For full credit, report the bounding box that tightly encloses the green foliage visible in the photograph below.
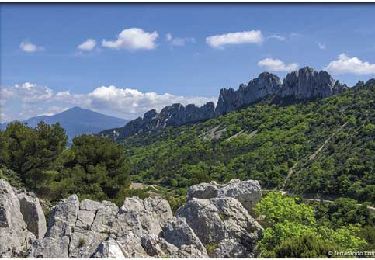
[273,234,334,257]
[256,193,367,257]
[1,121,67,193]
[358,226,375,251]
[313,198,374,228]
[206,243,219,255]
[255,192,315,226]
[1,123,130,203]
[0,166,23,188]
[166,194,186,213]
[121,82,375,204]
[77,238,86,248]
[55,135,131,201]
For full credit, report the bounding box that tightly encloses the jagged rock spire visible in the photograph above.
[101,67,347,140]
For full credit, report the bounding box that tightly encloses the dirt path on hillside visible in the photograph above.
[281,122,348,190]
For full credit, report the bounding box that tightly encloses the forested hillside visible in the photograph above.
[122,80,375,204]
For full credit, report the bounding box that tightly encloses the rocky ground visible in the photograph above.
[0,179,262,258]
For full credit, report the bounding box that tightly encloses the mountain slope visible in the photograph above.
[121,80,375,204]
[101,67,347,140]
[2,107,127,140]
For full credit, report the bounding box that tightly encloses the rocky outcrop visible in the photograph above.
[103,102,216,140]
[280,67,347,100]
[216,67,347,115]
[177,197,262,257]
[187,181,219,200]
[179,179,263,257]
[17,192,47,239]
[101,67,347,140]
[188,179,262,211]
[1,178,263,258]
[0,180,45,257]
[29,194,209,258]
[216,72,282,115]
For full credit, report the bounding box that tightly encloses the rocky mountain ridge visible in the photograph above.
[101,67,347,140]
[0,178,262,258]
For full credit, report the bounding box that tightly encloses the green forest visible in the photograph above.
[122,81,375,204]
[0,80,374,257]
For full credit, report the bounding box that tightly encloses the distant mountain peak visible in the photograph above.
[1,107,127,140]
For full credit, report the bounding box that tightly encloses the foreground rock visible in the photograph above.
[177,197,262,257]
[17,192,47,239]
[30,195,208,258]
[0,178,263,258]
[0,180,45,257]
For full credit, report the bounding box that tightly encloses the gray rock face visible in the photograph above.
[162,217,207,254]
[187,181,219,200]
[280,67,347,100]
[92,238,125,258]
[30,194,206,258]
[217,179,262,211]
[32,194,79,257]
[216,72,282,115]
[216,67,347,115]
[1,178,262,258]
[188,179,262,212]
[18,193,47,239]
[176,197,262,257]
[0,180,42,257]
[102,102,216,140]
[101,67,346,141]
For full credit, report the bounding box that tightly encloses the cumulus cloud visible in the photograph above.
[1,83,215,122]
[19,41,43,53]
[325,54,375,75]
[258,58,299,72]
[165,33,195,47]
[102,28,158,50]
[6,82,54,103]
[206,30,263,48]
[77,39,96,51]
[88,86,213,116]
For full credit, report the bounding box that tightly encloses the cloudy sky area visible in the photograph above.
[1,4,375,122]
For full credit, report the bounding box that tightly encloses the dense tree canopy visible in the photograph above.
[122,82,375,204]
[55,135,130,201]
[255,192,367,257]
[1,121,67,192]
[0,123,130,202]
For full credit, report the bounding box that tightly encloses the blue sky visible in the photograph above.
[1,4,375,122]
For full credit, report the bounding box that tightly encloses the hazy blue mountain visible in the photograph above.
[1,107,127,140]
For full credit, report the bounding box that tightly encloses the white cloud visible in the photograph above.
[165,33,195,47]
[268,34,286,41]
[1,83,215,122]
[102,28,158,50]
[10,82,54,102]
[258,58,298,72]
[325,53,375,75]
[77,39,96,51]
[19,41,43,53]
[88,86,214,116]
[318,42,326,50]
[206,30,263,48]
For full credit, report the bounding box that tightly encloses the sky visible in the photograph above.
[1,4,375,122]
